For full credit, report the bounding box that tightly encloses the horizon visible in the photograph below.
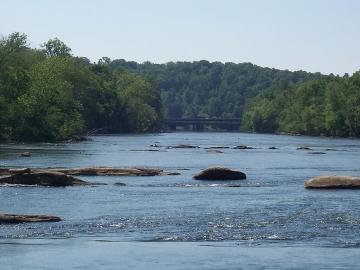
[1,0,360,75]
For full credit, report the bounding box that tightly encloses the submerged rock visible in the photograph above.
[166,172,181,176]
[0,170,89,187]
[206,149,223,154]
[18,152,31,157]
[130,149,160,152]
[194,167,246,180]
[150,144,161,148]
[233,145,254,150]
[308,151,326,155]
[305,176,360,189]
[297,146,312,150]
[114,182,126,186]
[167,144,200,149]
[205,146,230,149]
[8,168,31,174]
[0,213,61,224]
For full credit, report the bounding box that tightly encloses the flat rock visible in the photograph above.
[297,146,312,150]
[18,152,31,157]
[194,167,246,180]
[205,146,230,149]
[114,182,126,186]
[206,149,223,154]
[305,176,360,189]
[166,172,181,175]
[8,168,31,175]
[233,145,254,150]
[308,151,326,155]
[166,144,200,149]
[0,170,89,187]
[0,213,61,224]
[47,167,164,176]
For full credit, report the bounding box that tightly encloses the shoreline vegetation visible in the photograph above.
[0,33,163,143]
[1,32,359,143]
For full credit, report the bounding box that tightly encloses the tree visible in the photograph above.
[42,38,71,57]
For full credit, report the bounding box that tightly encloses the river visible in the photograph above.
[1,132,359,269]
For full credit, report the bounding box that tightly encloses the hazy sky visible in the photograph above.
[1,0,359,75]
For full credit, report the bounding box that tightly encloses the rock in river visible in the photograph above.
[0,213,61,224]
[47,167,164,176]
[0,170,89,187]
[206,149,223,154]
[18,152,31,157]
[194,167,246,180]
[233,145,254,150]
[305,176,360,189]
[167,144,200,149]
[297,146,312,150]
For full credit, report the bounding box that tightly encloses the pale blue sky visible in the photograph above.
[1,0,359,75]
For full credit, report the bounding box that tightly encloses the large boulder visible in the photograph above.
[0,170,88,187]
[194,167,246,180]
[0,213,61,224]
[305,176,360,189]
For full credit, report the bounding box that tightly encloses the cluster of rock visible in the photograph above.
[0,166,172,224]
[2,161,359,225]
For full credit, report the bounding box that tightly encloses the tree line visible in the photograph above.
[0,33,162,142]
[242,74,360,137]
[2,32,358,142]
[109,59,323,120]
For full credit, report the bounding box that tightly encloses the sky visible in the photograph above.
[1,0,359,75]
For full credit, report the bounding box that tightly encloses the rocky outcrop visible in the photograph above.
[0,213,61,224]
[194,167,246,180]
[305,176,360,189]
[0,170,89,186]
[46,167,164,176]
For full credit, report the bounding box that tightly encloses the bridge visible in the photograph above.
[163,118,242,131]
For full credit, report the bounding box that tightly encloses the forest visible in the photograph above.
[0,33,162,142]
[242,74,360,137]
[109,59,323,119]
[1,32,359,142]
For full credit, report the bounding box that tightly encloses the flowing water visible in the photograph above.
[0,132,359,269]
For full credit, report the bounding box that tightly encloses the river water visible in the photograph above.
[0,132,359,269]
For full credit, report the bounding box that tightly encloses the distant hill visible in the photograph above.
[109,59,324,119]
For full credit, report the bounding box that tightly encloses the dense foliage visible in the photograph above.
[1,32,358,141]
[109,59,323,119]
[0,33,162,142]
[242,74,360,137]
